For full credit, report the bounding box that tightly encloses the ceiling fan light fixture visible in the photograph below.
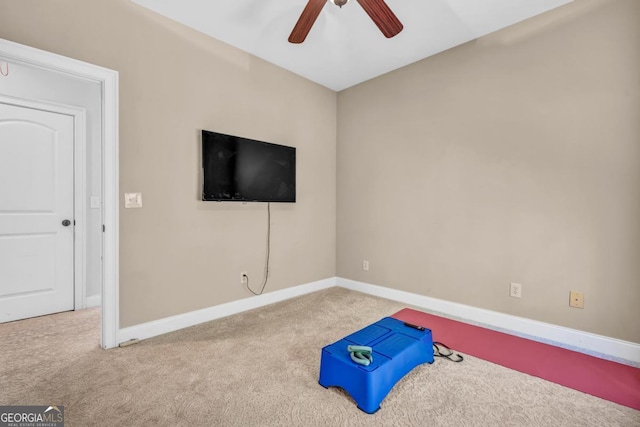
[330,0,349,8]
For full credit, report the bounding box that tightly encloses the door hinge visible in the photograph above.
[102,224,105,232]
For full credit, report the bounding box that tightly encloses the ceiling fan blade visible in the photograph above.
[289,0,327,44]
[356,0,403,38]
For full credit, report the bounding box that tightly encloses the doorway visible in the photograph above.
[0,38,119,349]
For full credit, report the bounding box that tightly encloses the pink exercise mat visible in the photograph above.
[392,308,640,411]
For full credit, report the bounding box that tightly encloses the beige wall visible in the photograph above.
[1,0,638,343]
[0,0,337,327]
[337,0,640,342]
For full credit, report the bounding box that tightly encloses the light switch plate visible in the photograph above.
[90,196,101,209]
[124,192,143,208]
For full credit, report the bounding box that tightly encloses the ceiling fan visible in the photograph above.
[289,0,403,44]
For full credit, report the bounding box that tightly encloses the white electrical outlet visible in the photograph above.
[510,282,522,298]
[363,260,369,271]
[240,271,248,284]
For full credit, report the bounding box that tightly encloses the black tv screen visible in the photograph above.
[202,130,296,202]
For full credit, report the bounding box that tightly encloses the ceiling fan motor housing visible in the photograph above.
[332,0,349,7]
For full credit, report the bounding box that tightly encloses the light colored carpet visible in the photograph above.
[1,287,639,426]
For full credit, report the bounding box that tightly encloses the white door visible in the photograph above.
[0,102,75,322]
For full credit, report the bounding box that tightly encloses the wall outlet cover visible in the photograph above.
[510,282,522,298]
[569,291,584,308]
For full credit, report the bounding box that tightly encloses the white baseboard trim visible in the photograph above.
[337,277,640,366]
[118,277,336,344]
[85,294,101,309]
[115,275,640,366]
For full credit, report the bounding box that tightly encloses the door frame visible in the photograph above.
[0,38,120,349]
[0,95,88,312]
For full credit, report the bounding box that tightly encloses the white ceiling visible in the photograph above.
[131,0,572,92]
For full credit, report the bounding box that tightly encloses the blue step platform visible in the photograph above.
[318,317,434,414]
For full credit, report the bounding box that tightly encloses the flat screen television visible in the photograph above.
[202,130,296,202]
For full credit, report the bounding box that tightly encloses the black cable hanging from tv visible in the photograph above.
[246,202,270,296]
